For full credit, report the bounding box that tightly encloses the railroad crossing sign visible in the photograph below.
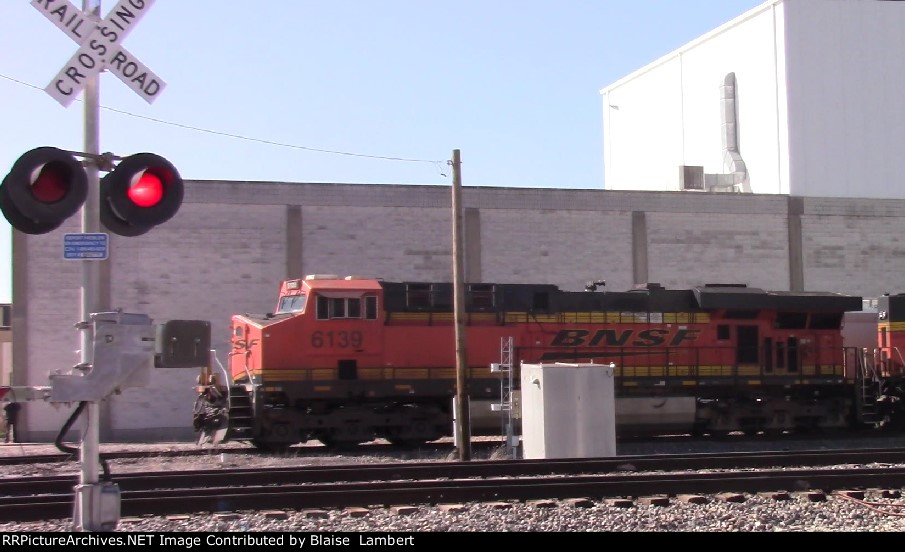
[31,0,166,107]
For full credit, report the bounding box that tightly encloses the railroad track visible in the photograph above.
[0,430,896,466]
[0,447,254,466]
[3,448,905,522]
[0,439,506,466]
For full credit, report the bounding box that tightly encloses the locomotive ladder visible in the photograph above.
[223,385,255,441]
[202,352,255,443]
[856,349,881,424]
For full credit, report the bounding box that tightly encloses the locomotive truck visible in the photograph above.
[192,275,905,450]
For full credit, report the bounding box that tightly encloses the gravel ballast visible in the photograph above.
[2,436,905,532]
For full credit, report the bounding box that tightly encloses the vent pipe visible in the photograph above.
[720,72,750,193]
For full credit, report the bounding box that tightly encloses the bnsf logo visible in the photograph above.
[551,328,701,348]
[232,338,259,350]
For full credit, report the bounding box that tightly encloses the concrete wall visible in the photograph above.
[13,182,905,441]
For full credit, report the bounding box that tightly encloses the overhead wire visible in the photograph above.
[0,72,448,169]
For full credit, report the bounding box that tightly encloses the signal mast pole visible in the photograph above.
[77,0,102,531]
[451,149,471,461]
[14,7,176,530]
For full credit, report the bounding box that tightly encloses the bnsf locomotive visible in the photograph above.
[193,275,905,450]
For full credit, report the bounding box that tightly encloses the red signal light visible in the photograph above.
[0,147,88,234]
[99,153,183,237]
[30,164,69,203]
[0,176,65,235]
[128,172,164,207]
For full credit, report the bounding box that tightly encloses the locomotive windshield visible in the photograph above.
[277,294,307,313]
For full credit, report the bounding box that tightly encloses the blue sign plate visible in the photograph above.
[64,233,109,261]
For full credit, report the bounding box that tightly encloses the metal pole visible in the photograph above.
[451,149,471,461]
[76,0,102,532]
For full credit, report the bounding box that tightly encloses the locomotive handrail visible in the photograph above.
[892,347,905,376]
[867,348,883,381]
[237,350,256,386]
[210,349,231,388]
[855,347,880,382]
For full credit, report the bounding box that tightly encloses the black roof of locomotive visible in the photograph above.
[241,280,862,321]
[380,281,862,314]
[692,285,863,312]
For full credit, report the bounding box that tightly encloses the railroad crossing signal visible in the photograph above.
[24,0,174,534]
[99,152,184,236]
[31,0,167,106]
[14,2,180,235]
[0,147,184,235]
[0,147,87,234]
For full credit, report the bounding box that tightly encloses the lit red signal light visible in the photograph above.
[127,172,165,208]
[99,153,183,236]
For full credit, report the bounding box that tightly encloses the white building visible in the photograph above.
[601,0,905,198]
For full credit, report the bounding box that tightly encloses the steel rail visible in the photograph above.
[1,465,904,523]
[0,439,507,466]
[3,447,905,497]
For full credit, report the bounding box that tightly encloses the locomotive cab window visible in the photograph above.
[365,296,378,319]
[277,294,307,314]
[347,298,361,318]
[330,298,346,318]
[316,294,379,320]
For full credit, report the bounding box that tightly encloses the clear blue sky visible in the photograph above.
[0,0,764,303]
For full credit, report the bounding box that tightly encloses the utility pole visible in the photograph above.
[451,149,471,461]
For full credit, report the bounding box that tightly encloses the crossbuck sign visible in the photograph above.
[31,0,166,107]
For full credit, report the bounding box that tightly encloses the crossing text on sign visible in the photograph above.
[31,0,165,106]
